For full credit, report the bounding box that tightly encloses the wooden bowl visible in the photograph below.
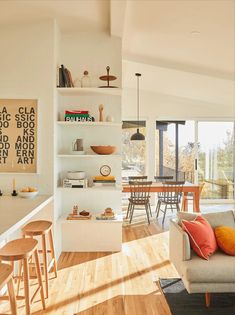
[90,145,116,155]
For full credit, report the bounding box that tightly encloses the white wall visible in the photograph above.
[122,59,235,120]
[0,20,56,194]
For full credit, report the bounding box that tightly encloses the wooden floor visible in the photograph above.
[0,211,177,315]
[1,203,234,314]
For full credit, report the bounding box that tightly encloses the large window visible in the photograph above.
[155,120,235,199]
[122,121,146,180]
[198,122,234,199]
[155,121,195,182]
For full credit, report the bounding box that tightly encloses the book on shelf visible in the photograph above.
[93,180,116,183]
[64,115,94,122]
[93,182,116,187]
[65,110,89,115]
[93,175,115,181]
[58,64,74,87]
[67,214,92,220]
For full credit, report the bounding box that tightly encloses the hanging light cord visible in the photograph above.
[137,74,139,127]
[136,73,141,129]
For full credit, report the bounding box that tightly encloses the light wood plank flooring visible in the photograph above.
[0,218,176,315]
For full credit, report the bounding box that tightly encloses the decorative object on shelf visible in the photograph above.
[0,190,2,196]
[79,210,90,217]
[67,171,86,180]
[11,178,17,196]
[58,64,74,88]
[81,70,91,88]
[19,187,38,198]
[65,110,94,122]
[72,139,85,155]
[67,207,91,220]
[131,73,145,141]
[106,115,114,122]
[99,66,117,88]
[73,205,78,215]
[90,145,116,155]
[100,165,111,177]
[63,178,88,188]
[98,104,104,121]
[96,207,115,220]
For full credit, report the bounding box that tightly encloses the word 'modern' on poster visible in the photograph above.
[0,99,37,173]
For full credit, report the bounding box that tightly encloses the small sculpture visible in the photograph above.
[99,104,104,122]
[99,66,117,88]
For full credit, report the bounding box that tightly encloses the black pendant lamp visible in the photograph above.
[131,73,145,141]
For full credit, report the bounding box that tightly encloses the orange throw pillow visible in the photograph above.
[214,226,235,256]
[182,216,217,260]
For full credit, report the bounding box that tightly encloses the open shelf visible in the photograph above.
[57,121,122,127]
[57,87,122,96]
[57,186,121,191]
[59,213,123,223]
[57,154,121,158]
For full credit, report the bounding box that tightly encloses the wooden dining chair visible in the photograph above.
[128,181,152,224]
[126,176,148,219]
[156,181,184,224]
[181,182,205,211]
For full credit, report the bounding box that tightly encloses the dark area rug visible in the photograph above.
[159,278,235,315]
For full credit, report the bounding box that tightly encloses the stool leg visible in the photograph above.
[42,234,49,299]
[7,277,18,315]
[23,258,31,315]
[34,249,46,310]
[16,260,23,296]
[48,229,57,278]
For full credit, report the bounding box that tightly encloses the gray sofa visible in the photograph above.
[169,210,235,306]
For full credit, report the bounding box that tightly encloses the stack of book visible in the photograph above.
[64,110,94,122]
[93,175,116,187]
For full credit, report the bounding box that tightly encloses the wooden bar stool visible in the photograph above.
[22,220,57,299]
[0,238,45,315]
[0,263,17,315]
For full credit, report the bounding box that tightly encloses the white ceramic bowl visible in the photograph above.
[67,171,86,180]
[19,191,38,199]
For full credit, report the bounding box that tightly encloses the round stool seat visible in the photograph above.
[0,263,13,290]
[0,238,38,261]
[22,220,52,236]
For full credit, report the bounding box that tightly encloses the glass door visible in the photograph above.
[155,121,195,182]
[197,121,234,199]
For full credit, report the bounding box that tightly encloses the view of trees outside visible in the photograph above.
[122,120,234,199]
[122,123,146,179]
[198,122,234,199]
[155,122,195,182]
[155,121,234,199]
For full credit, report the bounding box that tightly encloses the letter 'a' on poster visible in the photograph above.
[0,99,37,173]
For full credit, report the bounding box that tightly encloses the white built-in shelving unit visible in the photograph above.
[55,78,122,252]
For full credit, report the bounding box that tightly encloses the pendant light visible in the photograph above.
[131,73,145,141]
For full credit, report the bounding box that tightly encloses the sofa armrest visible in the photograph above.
[169,219,191,273]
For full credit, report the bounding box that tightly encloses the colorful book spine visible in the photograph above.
[65,110,89,115]
[65,116,93,122]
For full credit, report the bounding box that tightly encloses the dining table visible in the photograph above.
[122,182,201,212]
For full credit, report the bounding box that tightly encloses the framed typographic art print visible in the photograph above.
[0,99,37,173]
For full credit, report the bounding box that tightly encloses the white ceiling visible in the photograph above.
[0,0,109,33]
[0,0,234,104]
[123,0,235,79]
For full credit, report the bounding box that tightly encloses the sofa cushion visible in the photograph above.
[181,251,235,283]
[182,216,217,260]
[215,226,235,256]
[177,210,235,229]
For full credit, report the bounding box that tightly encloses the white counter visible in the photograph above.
[0,195,53,241]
